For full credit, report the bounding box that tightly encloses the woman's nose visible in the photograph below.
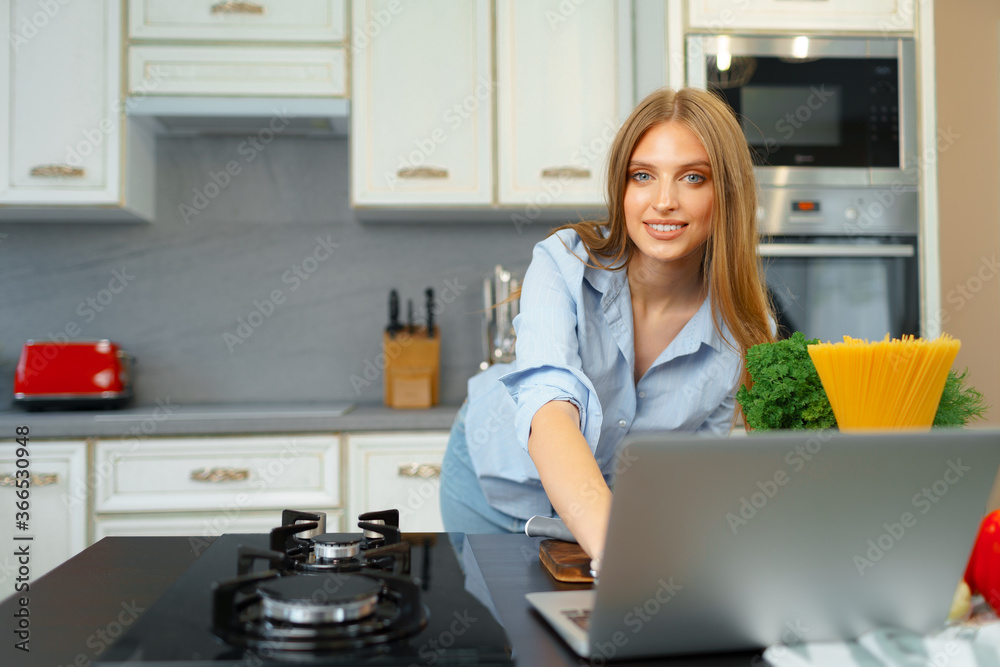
[653,181,677,212]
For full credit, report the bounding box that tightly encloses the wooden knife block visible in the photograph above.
[539,539,594,583]
[383,327,439,409]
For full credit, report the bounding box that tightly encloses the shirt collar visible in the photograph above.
[586,260,733,356]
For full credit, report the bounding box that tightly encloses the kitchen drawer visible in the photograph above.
[128,0,346,42]
[128,45,348,97]
[93,509,344,541]
[348,432,448,532]
[95,435,341,513]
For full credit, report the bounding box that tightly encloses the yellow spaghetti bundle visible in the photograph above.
[807,334,961,431]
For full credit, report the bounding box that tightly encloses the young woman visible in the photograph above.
[440,87,775,563]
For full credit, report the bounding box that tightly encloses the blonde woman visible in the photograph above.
[440,87,775,563]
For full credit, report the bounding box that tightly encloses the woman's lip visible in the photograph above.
[643,221,687,240]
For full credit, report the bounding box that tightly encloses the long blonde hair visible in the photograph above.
[552,87,775,400]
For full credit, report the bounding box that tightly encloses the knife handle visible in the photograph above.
[425,288,435,338]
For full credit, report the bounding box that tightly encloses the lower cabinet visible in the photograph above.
[0,441,87,583]
[93,434,342,541]
[347,432,449,532]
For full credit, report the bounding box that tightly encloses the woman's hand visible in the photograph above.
[527,400,613,560]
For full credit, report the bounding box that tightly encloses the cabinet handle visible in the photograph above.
[210,1,265,14]
[541,166,590,179]
[397,463,441,479]
[30,165,85,178]
[397,166,448,179]
[0,473,58,487]
[190,467,250,483]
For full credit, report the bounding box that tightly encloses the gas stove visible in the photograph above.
[95,510,513,666]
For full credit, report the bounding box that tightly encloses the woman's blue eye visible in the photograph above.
[631,172,651,182]
[684,173,706,184]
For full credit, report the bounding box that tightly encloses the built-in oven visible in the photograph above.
[688,34,921,342]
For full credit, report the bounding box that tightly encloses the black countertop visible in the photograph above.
[0,535,761,667]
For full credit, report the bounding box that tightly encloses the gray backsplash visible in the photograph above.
[0,136,584,408]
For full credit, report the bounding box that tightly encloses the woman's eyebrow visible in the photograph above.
[628,159,712,170]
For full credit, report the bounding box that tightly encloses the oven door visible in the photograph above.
[761,236,919,342]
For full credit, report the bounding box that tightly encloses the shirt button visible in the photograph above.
[618,419,627,428]
[638,391,646,399]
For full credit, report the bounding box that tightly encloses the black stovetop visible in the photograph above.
[95,532,513,666]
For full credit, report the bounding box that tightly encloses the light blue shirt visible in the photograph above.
[465,228,743,519]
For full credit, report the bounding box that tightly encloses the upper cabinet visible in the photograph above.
[496,1,632,206]
[351,0,639,210]
[350,0,492,206]
[688,0,915,33]
[127,0,348,98]
[0,0,155,221]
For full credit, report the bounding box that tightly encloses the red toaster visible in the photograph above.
[14,340,133,410]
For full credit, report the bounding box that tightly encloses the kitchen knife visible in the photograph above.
[525,515,577,543]
[387,290,402,338]
[425,288,435,338]
[407,298,415,334]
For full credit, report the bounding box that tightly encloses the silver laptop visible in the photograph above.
[527,428,1000,661]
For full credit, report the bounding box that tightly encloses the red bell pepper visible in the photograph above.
[964,509,1000,614]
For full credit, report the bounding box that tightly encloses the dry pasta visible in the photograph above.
[807,334,961,430]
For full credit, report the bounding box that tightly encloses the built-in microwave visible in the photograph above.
[686,35,917,189]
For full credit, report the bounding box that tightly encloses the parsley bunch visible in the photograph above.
[737,332,836,430]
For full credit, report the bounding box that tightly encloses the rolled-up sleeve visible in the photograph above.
[497,231,605,453]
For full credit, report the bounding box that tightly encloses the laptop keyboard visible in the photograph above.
[561,608,591,631]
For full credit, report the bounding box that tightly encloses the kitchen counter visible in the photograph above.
[0,402,461,438]
[1,534,761,667]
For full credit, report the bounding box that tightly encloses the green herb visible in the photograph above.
[737,331,836,431]
[933,368,988,427]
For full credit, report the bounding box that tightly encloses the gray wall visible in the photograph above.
[0,136,567,407]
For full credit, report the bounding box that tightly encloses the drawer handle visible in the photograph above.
[397,463,441,479]
[30,164,85,178]
[0,473,58,487]
[397,166,448,179]
[190,467,250,483]
[541,166,590,179]
[210,1,265,15]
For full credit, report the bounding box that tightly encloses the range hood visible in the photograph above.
[126,97,349,137]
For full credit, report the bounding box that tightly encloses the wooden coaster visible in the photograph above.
[539,539,594,583]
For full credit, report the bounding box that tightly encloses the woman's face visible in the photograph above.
[623,121,714,270]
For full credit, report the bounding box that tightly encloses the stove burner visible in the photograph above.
[311,533,365,561]
[212,569,426,653]
[258,574,381,624]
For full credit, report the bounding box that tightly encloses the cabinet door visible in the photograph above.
[496,0,633,206]
[688,0,914,33]
[129,0,346,42]
[348,433,448,533]
[0,441,87,583]
[350,0,492,206]
[0,1,121,204]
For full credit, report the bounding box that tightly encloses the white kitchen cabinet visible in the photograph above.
[0,0,155,221]
[0,441,87,583]
[495,0,633,206]
[350,0,493,207]
[94,435,341,513]
[129,0,346,42]
[128,45,348,98]
[347,432,448,532]
[687,0,914,33]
